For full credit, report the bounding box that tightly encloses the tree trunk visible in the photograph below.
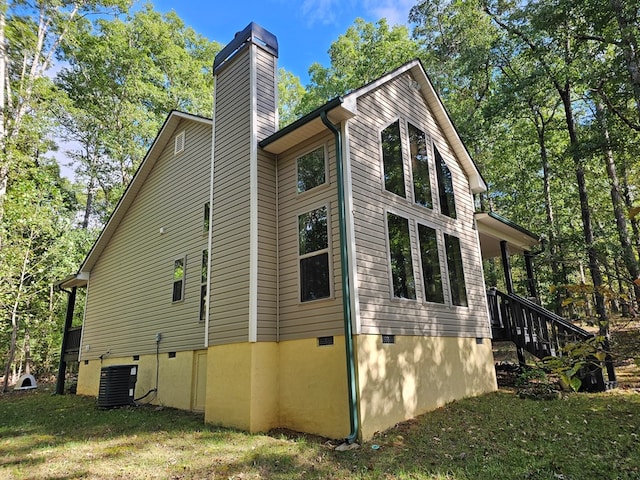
[558,86,609,332]
[0,1,7,249]
[2,244,30,392]
[596,100,640,307]
[609,0,640,126]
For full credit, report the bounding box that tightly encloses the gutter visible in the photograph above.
[320,110,359,444]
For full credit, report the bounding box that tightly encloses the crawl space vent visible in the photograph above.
[317,336,334,346]
[382,334,395,344]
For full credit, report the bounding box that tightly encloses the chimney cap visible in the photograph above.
[214,22,278,73]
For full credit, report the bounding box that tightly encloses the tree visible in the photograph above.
[56,5,220,226]
[297,18,419,116]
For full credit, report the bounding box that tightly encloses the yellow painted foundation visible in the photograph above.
[355,335,497,440]
[76,350,205,411]
[204,338,349,438]
[76,335,496,442]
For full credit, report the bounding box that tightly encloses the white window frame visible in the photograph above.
[383,208,418,301]
[172,255,186,303]
[407,122,435,210]
[199,249,208,321]
[297,203,333,303]
[415,220,447,305]
[378,118,408,200]
[296,143,328,194]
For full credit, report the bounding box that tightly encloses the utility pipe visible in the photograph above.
[321,109,359,444]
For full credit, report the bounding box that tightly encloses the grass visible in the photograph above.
[2,383,640,479]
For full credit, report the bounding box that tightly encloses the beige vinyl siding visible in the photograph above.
[254,47,277,142]
[277,133,345,341]
[210,48,252,345]
[255,47,278,340]
[257,148,278,340]
[348,72,490,338]
[81,120,212,359]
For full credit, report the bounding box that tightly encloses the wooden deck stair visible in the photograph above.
[487,288,615,391]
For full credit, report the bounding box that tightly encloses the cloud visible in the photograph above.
[301,0,344,25]
[362,0,415,26]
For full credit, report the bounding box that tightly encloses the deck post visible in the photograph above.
[500,240,514,294]
[524,250,539,301]
[55,286,77,395]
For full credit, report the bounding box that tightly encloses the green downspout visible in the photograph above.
[321,110,359,444]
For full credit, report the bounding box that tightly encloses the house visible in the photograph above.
[58,22,535,441]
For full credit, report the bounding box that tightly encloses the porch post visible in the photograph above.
[524,250,539,301]
[500,240,514,294]
[55,286,76,395]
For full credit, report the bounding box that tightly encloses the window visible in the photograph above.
[203,202,210,233]
[386,212,416,299]
[444,234,467,306]
[381,121,406,197]
[199,249,208,322]
[298,206,330,301]
[297,146,326,193]
[435,145,456,218]
[174,131,185,155]
[172,257,185,302]
[418,224,444,303]
[409,123,432,208]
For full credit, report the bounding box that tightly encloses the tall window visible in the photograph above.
[381,121,406,197]
[172,257,185,302]
[386,213,416,299]
[298,206,330,302]
[203,202,210,233]
[409,123,432,208]
[418,224,444,303]
[444,234,467,306]
[297,146,326,193]
[435,145,456,219]
[199,250,208,322]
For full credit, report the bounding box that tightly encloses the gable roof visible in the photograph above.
[65,111,212,286]
[261,59,487,194]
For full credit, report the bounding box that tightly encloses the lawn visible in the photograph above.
[1,381,639,480]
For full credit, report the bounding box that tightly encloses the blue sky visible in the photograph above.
[147,0,417,85]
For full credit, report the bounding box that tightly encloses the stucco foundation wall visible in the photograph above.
[356,335,497,440]
[278,337,350,439]
[75,351,196,411]
[204,338,349,439]
[205,342,279,433]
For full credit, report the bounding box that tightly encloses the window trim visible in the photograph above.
[434,143,457,219]
[297,203,333,303]
[415,220,445,305]
[408,122,434,210]
[296,143,329,195]
[199,249,208,322]
[384,209,417,301]
[444,232,468,307]
[172,255,186,303]
[379,118,408,199]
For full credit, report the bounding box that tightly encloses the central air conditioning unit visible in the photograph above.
[97,365,138,408]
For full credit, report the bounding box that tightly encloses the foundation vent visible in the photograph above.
[318,336,334,346]
[382,334,395,344]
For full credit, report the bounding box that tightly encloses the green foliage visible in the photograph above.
[542,336,609,391]
[297,18,419,116]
